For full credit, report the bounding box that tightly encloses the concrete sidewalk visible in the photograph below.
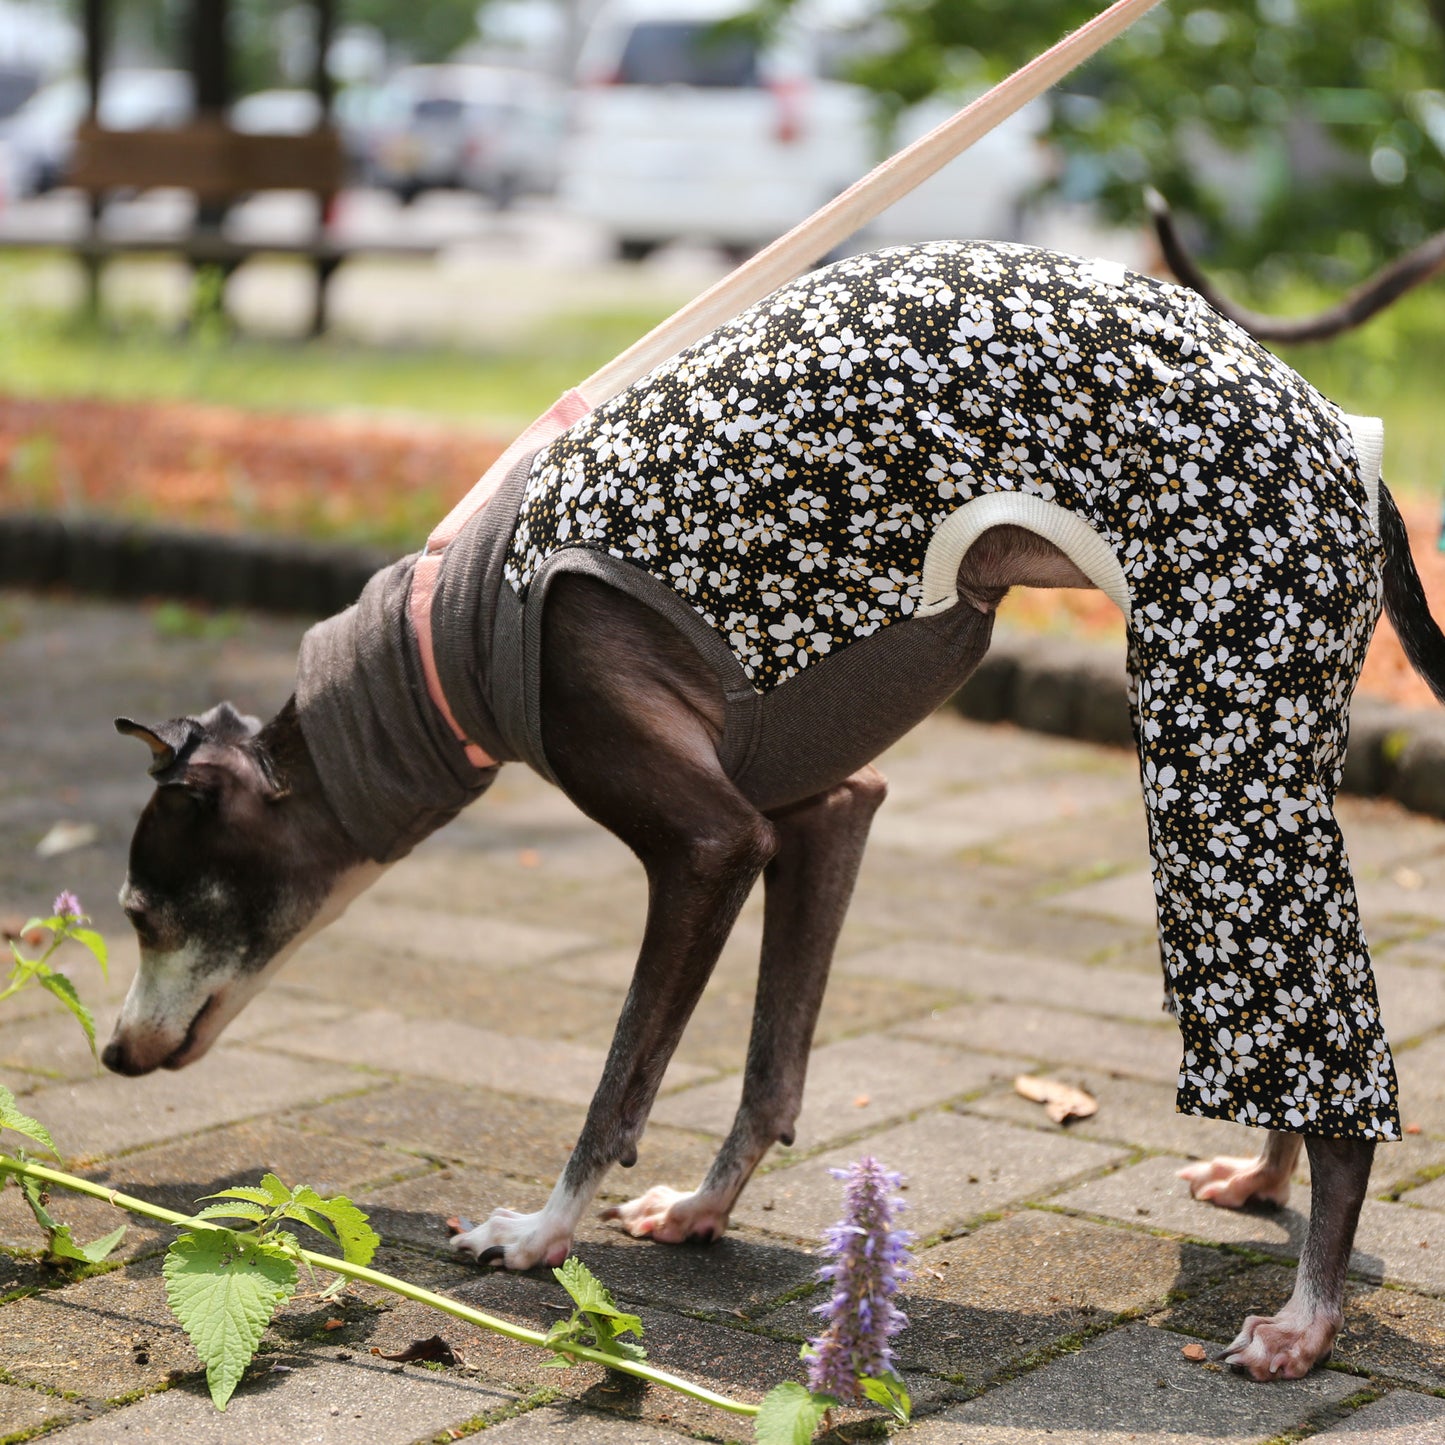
[2,589,1443,1443]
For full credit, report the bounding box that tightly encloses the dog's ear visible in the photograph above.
[194,702,263,744]
[115,717,206,779]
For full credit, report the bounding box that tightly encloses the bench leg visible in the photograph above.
[310,256,341,339]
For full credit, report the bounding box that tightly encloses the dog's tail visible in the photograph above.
[1380,481,1445,706]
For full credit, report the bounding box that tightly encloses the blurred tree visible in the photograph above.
[111,0,484,85]
[827,0,1445,287]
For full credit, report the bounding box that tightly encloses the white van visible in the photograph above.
[559,0,1049,258]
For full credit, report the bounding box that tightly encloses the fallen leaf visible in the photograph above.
[1181,1343,1207,1362]
[35,821,99,858]
[374,1335,461,1366]
[323,1319,346,1332]
[1014,1074,1098,1124]
[1406,1123,1422,1135]
[517,849,541,868]
[852,1094,871,1108]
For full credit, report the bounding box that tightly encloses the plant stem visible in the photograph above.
[1,1154,759,1418]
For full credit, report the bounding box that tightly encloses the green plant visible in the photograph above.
[0,899,910,1435]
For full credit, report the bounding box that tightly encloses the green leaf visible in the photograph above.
[39,972,97,1057]
[200,1182,286,1209]
[46,1221,127,1266]
[256,1173,295,1207]
[552,1256,644,1340]
[860,1372,912,1423]
[284,1188,380,1267]
[0,1083,58,1156]
[163,1228,297,1410]
[67,929,109,976]
[192,1201,270,1226]
[551,1256,646,1361]
[754,1382,833,1445]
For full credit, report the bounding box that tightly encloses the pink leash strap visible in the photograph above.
[410,388,593,770]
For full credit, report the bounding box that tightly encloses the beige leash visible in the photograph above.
[582,0,1165,402]
[411,0,1164,765]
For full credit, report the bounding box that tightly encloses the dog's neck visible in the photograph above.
[294,554,499,863]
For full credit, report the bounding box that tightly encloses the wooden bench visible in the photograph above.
[0,120,439,335]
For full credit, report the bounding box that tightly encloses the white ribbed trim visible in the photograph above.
[917,492,1131,623]
[1341,412,1384,532]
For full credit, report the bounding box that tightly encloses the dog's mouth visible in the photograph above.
[160,992,221,1070]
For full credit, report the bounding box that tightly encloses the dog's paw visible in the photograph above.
[599,1185,730,1245]
[446,1209,573,1270]
[1178,1155,1293,1210]
[1222,1304,1340,1381]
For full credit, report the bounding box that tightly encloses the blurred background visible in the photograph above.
[1,0,1444,667]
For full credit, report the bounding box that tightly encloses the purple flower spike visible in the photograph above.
[805,1156,913,1404]
[52,891,83,922]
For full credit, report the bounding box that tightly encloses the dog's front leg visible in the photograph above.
[1221,1135,1373,1379]
[450,801,777,1268]
[1178,1129,1301,1209]
[603,766,888,1244]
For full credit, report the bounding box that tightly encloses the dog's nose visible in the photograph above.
[101,1037,141,1075]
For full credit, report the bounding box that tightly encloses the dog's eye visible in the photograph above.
[123,904,156,945]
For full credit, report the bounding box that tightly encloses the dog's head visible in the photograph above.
[105,702,374,1075]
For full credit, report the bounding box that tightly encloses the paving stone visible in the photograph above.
[206,988,351,1044]
[293,1079,592,1178]
[273,1008,709,1106]
[1059,1154,1445,1291]
[902,1321,1362,1444]
[732,1110,1127,1242]
[869,773,1137,854]
[567,966,950,1076]
[1309,1390,1445,1442]
[768,1209,1238,1385]
[0,1009,112,1083]
[1161,1262,1445,1391]
[964,1069,1264,1160]
[481,1406,708,1442]
[353,1139,756,1278]
[1395,1030,1445,1135]
[651,1036,1031,1148]
[322,894,596,972]
[1373,956,1445,1044]
[2,1255,201,1399]
[1402,1173,1445,1209]
[0,1114,420,1259]
[0,1380,78,1436]
[833,940,1167,1022]
[41,1356,514,1443]
[1048,867,1159,929]
[14,1048,366,1164]
[895,1000,1182,1082]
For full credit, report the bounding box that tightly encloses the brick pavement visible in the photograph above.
[1,589,1443,1443]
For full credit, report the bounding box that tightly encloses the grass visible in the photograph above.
[0,255,675,430]
[0,250,1442,488]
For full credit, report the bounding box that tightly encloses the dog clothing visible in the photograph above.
[300,240,1397,1141]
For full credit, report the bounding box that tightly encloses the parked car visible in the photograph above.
[367,64,564,205]
[558,0,1049,258]
[0,68,192,198]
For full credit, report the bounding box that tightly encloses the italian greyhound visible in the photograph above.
[103,241,1442,1383]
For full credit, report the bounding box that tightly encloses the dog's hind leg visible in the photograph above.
[1221,1135,1373,1379]
[1178,1129,1301,1209]
[603,765,888,1244]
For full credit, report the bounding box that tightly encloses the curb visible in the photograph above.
[0,512,391,619]
[954,631,1445,822]
[8,511,1445,822]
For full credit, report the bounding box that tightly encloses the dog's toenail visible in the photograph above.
[478,1246,507,1267]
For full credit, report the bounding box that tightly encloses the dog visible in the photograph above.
[104,241,1441,1383]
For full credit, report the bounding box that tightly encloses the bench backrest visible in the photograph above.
[70,119,344,200]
